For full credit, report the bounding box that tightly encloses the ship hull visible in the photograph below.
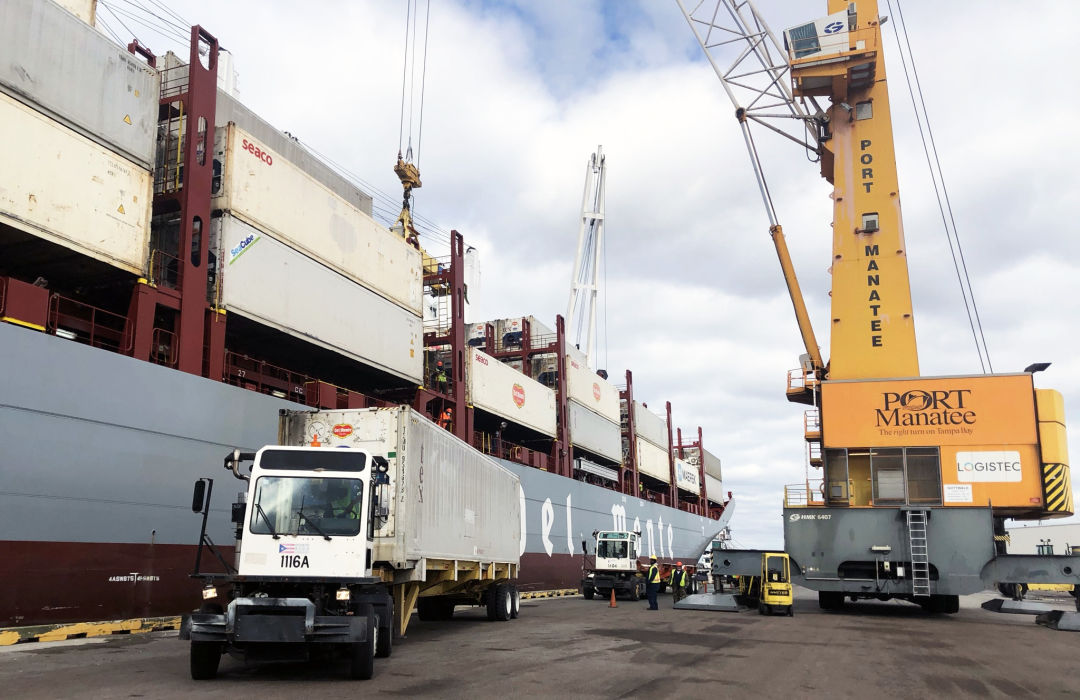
[0,323,728,626]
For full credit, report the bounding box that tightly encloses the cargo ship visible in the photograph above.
[0,0,731,627]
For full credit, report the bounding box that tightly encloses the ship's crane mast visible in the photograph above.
[566,146,607,369]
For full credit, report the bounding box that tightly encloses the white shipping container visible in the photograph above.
[215,215,422,384]
[214,124,422,315]
[565,355,620,423]
[0,92,151,274]
[636,438,671,484]
[704,473,725,504]
[674,457,701,495]
[467,348,557,437]
[702,447,722,480]
[1,0,159,168]
[278,406,521,568]
[633,401,669,451]
[568,400,621,463]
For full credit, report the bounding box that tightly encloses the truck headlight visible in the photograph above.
[202,585,218,600]
[336,587,351,602]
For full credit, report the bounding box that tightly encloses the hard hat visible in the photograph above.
[677,561,683,567]
[446,407,453,414]
[437,361,443,367]
[650,555,657,560]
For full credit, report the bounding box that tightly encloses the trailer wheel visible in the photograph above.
[487,584,512,621]
[349,605,376,680]
[189,641,222,680]
[510,587,520,619]
[583,586,595,600]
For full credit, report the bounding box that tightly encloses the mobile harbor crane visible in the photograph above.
[678,0,1075,613]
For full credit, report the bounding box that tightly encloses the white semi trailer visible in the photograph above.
[180,406,521,680]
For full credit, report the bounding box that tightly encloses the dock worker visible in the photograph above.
[437,406,453,431]
[434,361,448,393]
[645,555,661,610]
[669,562,689,605]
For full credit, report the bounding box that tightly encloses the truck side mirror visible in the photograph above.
[191,480,207,513]
[581,540,588,555]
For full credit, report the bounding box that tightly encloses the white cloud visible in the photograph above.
[145,0,1080,544]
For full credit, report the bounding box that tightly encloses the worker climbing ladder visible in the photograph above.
[907,511,930,598]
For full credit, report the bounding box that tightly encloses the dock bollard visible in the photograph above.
[609,589,617,608]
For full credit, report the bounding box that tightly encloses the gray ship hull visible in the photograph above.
[0,322,728,626]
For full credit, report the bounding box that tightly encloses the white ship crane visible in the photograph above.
[565,146,607,370]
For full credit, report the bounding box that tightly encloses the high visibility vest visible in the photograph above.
[669,570,687,587]
[647,564,660,583]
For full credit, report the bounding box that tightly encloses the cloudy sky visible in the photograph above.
[100,0,1080,546]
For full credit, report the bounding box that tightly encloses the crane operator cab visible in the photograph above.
[759,552,794,617]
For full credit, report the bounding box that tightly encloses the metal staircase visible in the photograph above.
[906,511,930,598]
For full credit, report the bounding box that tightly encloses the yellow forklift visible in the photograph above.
[738,552,794,616]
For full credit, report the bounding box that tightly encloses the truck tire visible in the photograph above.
[349,605,376,680]
[629,584,640,602]
[488,584,512,622]
[190,641,222,680]
[583,586,595,600]
[375,610,392,659]
[510,587,520,619]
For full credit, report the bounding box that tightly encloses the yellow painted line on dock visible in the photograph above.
[520,588,579,600]
[0,616,181,646]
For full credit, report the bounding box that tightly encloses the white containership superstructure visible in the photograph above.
[0,0,731,627]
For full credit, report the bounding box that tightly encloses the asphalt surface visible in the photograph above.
[2,588,1077,699]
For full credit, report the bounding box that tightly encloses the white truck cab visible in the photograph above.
[239,446,376,579]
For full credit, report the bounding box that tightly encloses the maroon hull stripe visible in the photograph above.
[0,542,595,627]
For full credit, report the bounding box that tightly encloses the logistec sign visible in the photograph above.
[956,451,1022,483]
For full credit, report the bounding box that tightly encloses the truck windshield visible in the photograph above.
[250,476,364,537]
[597,540,628,559]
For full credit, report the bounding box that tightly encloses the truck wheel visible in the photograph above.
[510,587,520,619]
[349,606,376,680]
[190,641,222,680]
[659,583,668,594]
[787,605,794,617]
[375,610,392,659]
[583,586,595,600]
[489,584,512,622]
[629,584,640,602]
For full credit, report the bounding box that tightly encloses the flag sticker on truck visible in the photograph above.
[279,543,310,554]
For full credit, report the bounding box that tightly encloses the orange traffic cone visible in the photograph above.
[609,589,617,608]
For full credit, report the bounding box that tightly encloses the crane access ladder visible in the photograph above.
[906,511,931,598]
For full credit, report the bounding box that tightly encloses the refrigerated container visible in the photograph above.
[705,473,724,504]
[1,0,159,168]
[0,92,152,275]
[467,348,557,437]
[568,400,621,463]
[278,406,522,567]
[633,401,669,451]
[214,214,422,384]
[674,457,701,495]
[636,438,671,484]
[565,355,620,423]
[212,124,422,315]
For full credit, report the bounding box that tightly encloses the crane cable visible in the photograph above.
[398,0,431,168]
[886,0,992,373]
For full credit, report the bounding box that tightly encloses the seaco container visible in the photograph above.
[212,123,422,316]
